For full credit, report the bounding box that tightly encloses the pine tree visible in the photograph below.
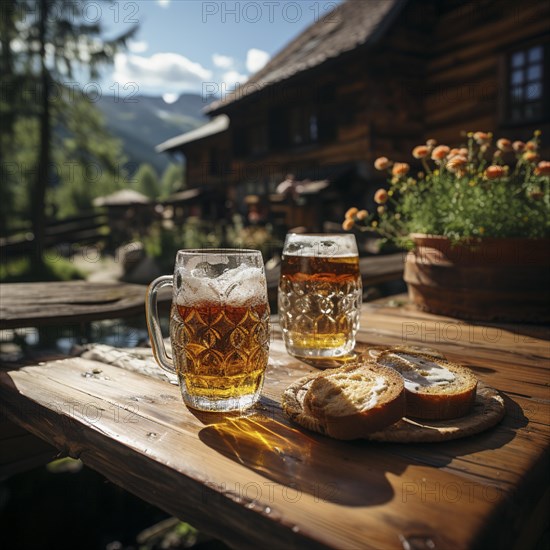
[4,0,137,271]
[160,163,185,198]
[134,163,160,199]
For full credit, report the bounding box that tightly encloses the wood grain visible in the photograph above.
[0,281,152,329]
[0,297,549,549]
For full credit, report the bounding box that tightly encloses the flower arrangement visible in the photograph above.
[343,131,550,247]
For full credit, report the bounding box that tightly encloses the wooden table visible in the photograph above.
[1,297,549,549]
[0,281,149,329]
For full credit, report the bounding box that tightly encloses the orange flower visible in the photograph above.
[525,141,538,151]
[431,145,450,160]
[459,147,468,157]
[473,131,491,144]
[534,161,550,176]
[345,207,358,219]
[446,155,468,173]
[392,162,410,176]
[523,151,540,163]
[412,145,429,159]
[485,165,505,179]
[356,209,368,220]
[448,148,461,158]
[374,157,391,170]
[342,218,355,231]
[496,138,512,152]
[374,188,388,204]
[512,140,526,152]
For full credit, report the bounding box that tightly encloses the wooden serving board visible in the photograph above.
[282,376,505,443]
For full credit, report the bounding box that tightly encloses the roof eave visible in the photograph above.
[206,0,409,116]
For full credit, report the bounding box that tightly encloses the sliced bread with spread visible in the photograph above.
[283,362,405,440]
[374,349,477,420]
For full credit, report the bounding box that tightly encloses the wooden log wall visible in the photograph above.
[424,0,550,146]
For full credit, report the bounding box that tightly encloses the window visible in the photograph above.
[289,104,318,145]
[267,86,339,150]
[506,44,546,123]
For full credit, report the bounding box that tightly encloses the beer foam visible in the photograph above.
[284,235,358,257]
[176,265,267,307]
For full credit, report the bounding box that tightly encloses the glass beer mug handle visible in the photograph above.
[146,275,175,374]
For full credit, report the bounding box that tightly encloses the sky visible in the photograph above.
[96,0,343,103]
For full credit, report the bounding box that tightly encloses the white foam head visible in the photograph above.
[283,234,358,257]
[176,265,267,307]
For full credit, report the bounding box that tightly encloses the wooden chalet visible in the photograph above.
[158,0,550,232]
[156,115,231,223]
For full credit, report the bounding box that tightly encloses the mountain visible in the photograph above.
[95,93,209,176]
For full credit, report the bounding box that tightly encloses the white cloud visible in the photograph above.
[223,70,248,89]
[246,48,270,73]
[128,40,148,54]
[212,53,234,69]
[112,52,213,94]
[157,0,170,7]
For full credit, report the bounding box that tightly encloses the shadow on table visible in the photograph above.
[380,392,528,467]
[196,397,406,507]
[196,390,527,508]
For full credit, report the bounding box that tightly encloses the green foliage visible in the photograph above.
[346,131,550,246]
[2,92,128,222]
[143,219,223,272]
[0,0,137,238]
[160,163,185,198]
[0,252,85,282]
[53,91,128,216]
[225,214,282,259]
[134,163,160,199]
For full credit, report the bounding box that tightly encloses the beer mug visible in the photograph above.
[146,249,270,412]
[278,234,362,360]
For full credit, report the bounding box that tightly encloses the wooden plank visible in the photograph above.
[0,281,157,329]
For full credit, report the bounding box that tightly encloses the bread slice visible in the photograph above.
[375,350,477,420]
[302,362,405,440]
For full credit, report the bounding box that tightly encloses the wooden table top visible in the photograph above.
[0,281,149,329]
[1,297,549,549]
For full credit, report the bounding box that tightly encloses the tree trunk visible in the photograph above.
[32,0,50,273]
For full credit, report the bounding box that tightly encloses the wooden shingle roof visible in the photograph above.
[207,0,404,114]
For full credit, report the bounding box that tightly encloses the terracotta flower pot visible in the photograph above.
[403,234,550,323]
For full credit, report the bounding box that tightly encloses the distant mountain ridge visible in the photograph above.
[95,93,210,176]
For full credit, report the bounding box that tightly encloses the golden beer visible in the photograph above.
[278,234,362,359]
[146,249,270,412]
[170,301,270,401]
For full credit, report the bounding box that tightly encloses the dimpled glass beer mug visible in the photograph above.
[146,249,270,412]
[278,234,362,360]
